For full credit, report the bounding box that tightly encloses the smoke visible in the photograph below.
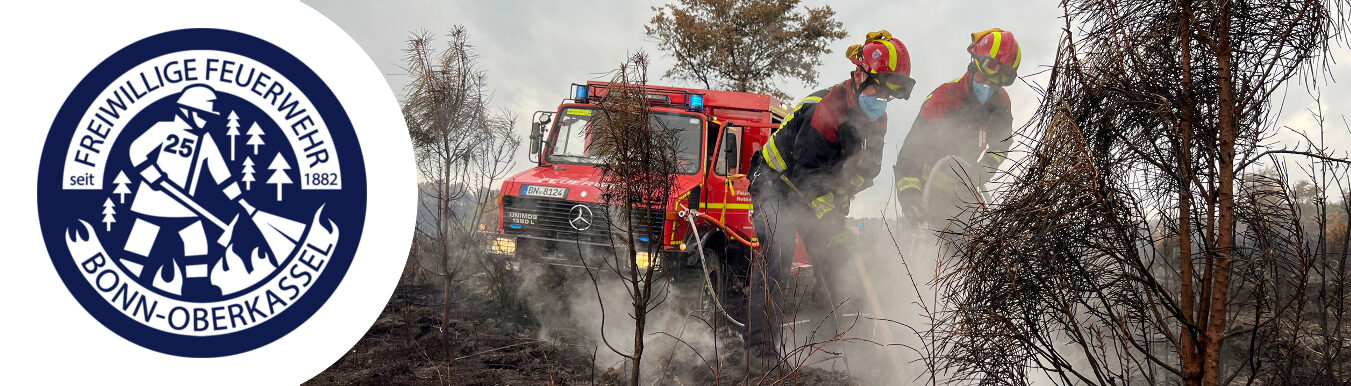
[810,214,945,385]
[515,252,727,384]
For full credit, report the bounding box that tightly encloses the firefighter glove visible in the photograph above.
[810,192,837,219]
[810,189,851,219]
[140,164,164,189]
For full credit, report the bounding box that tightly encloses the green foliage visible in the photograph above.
[646,0,846,99]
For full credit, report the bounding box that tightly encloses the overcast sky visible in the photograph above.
[306,0,1351,213]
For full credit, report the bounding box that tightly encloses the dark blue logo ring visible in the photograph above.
[38,29,367,357]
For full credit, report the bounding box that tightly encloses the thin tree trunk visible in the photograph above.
[1176,4,1202,385]
[1204,4,1237,384]
[628,212,644,386]
[441,159,453,334]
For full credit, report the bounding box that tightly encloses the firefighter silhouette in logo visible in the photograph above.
[121,84,302,298]
[40,30,364,356]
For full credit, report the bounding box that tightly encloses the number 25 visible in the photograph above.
[164,134,195,157]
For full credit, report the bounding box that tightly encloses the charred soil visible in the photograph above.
[310,266,855,385]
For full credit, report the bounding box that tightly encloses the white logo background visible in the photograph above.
[0,1,413,384]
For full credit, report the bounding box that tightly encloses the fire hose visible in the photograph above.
[678,205,746,328]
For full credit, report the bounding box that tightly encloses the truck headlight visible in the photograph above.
[635,251,656,270]
[491,237,516,255]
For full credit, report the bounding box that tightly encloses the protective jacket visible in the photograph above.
[893,72,1012,198]
[754,78,888,217]
[129,115,232,218]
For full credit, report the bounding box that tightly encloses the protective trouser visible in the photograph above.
[745,165,850,354]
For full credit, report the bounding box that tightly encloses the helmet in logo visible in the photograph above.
[177,84,220,117]
[568,204,593,231]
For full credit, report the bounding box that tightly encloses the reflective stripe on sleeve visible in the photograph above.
[762,95,823,172]
[896,176,921,193]
[762,134,788,172]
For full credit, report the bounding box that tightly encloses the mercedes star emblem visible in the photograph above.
[569,204,594,231]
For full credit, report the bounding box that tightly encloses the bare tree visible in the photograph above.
[575,52,682,386]
[923,1,1351,385]
[402,26,520,336]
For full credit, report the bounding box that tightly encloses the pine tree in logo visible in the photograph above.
[246,122,265,155]
[112,171,132,204]
[267,154,292,201]
[225,111,241,161]
[241,156,257,191]
[101,197,116,232]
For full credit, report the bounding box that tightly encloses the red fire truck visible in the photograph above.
[489,81,797,318]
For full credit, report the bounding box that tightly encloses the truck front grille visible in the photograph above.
[501,196,666,246]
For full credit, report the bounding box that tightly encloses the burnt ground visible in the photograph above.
[308,266,856,385]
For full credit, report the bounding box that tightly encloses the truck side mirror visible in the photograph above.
[529,121,544,154]
[721,125,742,175]
[529,111,552,163]
[723,135,739,173]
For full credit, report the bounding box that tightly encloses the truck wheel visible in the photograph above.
[515,259,572,320]
[703,244,748,327]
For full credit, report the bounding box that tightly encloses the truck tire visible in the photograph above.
[702,243,749,327]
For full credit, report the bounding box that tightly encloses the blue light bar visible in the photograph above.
[639,237,650,242]
[508,224,523,229]
[573,85,588,100]
[688,94,705,112]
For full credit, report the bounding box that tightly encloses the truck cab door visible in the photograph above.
[706,123,752,234]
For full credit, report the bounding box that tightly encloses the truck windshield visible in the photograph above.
[548,107,703,174]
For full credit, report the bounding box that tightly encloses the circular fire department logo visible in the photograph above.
[36,29,367,357]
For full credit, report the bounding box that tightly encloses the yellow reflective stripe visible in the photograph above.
[1013,43,1022,69]
[699,203,754,210]
[850,175,866,188]
[779,96,820,127]
[810,193,836,218]
[772,94,820,133]
[989,31,1002,59]
[779,175,803,195]
[810,193,834,208]
[897,177,921,192]
[762,135,788,171]
[878,39,898,72]
[764,95,824,171]
[988,152,1007,163]
[762,95,822,176]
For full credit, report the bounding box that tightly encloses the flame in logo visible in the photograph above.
[211,246,277,296]
[152,258,182,296]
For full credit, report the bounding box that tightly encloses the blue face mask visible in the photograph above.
[971,81,994,104]
[858,94,887,121]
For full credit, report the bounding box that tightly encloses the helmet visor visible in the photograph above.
[872,72,915,100]
[975,57,1017,87]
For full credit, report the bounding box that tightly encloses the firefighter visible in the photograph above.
[124,84,249,293]
[744,30,914,364]
[893,28,1021,225]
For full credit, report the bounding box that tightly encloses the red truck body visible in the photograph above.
[491,81,809,271]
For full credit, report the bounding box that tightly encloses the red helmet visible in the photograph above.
[968,28,1021,86]
[849,31,915,99]
[854,37,911,76]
